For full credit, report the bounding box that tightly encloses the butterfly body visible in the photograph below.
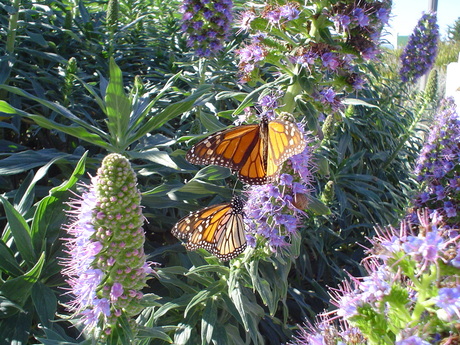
[171,196,246,261]
[186,117,306,184]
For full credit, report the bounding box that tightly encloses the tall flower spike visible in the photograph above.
[412,98,460,226]
[62,153,152,339]
[180,0,233,57]
[399,12,439,83]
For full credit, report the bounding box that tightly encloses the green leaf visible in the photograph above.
[200,112,226,132]
[105,58,132,148]
[184,281,224,317]
[154,294,195,321]
[15,152,70,215]
[30,152,87,252]
[0,84,108,137]
[0,252,45,311]
[0,195,36,265]
[126,85,212,144]
[0,296,23,318]
[137,326,174,343]
[178,180,232,197]
[201,299,217,345]
[249,262,275,314]
[142,182,184,196]
[31,282,57,329]
[127,72,182,136]
[26,30,48,47]
[0,240,23,276]
[187,264,230,276]
[26,114,112,150]
[229,284,249,330]
[128,149,179,170]
[193,166,232,181]
[306,195,331,215]
[0,100,16,114]
[0,301,33,343]
[342,98,381,109]
[0,149,69,176]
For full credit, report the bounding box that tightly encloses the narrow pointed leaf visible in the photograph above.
[0,252,45,308]
[31,152,87,251]
[0,100,16,114]
[0,240,23,276]
[0,84,108,137]
[105,58,132,145]
[0,196,36,265]
[26,114,112,150]
[127,85,211,144]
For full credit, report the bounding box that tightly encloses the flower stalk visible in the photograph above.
[62,153,152,340]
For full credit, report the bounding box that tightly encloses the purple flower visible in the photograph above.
[376,7,390,25]
[400,12,439,83]
[237,9,256,33]
[317,87,342,111]
[444,201,457,217]
[433,287,460,321]
[332,14,351,31]
[236,43,267,81]
[180,0,233,57]
[279,4,300,21]
[396,336,431,345]
[413,98,460,225]
[243,125,314,250]
[264,9,281,25]
[62,154,153,336]
[352,8,370,27]
[321,52,339,70]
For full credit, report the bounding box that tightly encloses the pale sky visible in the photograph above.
[386,0,460,45]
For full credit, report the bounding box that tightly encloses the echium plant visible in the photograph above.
[413,98,460,226]
[62,153,152,340]
[289,209,460,345]
[400,12,439,83]
[235,0,390,112]
[243,93,316,252]
[180,0,233,57]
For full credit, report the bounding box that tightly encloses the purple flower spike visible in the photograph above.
[400,12,439,83]
[180,0,233,57]
[62,154,153,338]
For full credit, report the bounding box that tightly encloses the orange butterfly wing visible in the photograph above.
[186,124,261,171]
[266,119,307,176]
[171,196,246,261]
[186,118,306,185]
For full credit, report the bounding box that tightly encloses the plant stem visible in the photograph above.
[281,70,302,114]
[1,0,20,104]
[6,0,21,54]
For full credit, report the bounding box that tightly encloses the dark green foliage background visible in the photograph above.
[0,0,446,344]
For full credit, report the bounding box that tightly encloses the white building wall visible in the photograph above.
[445,53,460,107]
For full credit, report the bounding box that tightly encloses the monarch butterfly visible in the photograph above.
[171,196,247,261]
[186,116,306,185]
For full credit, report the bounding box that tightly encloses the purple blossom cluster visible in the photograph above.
[316,87,343,112]
[262,2,301,26]
[180,0,233,57]
[329,1,390,61]
[413,98,460,227]
[235,43,267,80]
[287,314,364,345]
[234,0,389,111]
[289,209,460,344]
[400,12,439,83]
[243,120,314,250]
[62,154,153,337]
